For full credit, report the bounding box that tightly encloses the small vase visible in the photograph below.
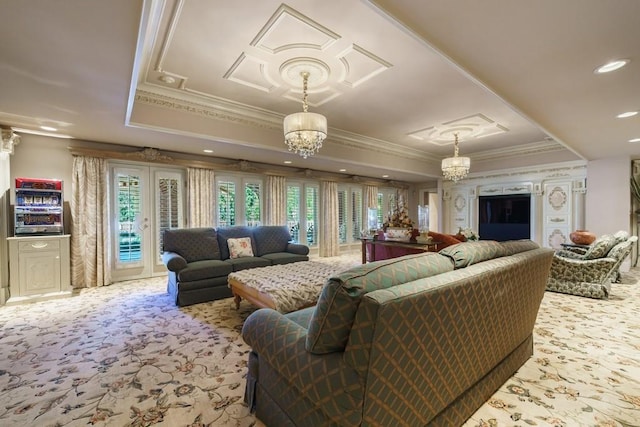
[569,229,596,245]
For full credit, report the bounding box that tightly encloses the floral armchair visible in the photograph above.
[555,230,628,260]
[546,233,637,299]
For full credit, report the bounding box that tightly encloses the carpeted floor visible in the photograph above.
[1,259,639,426]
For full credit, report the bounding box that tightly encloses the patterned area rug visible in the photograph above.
[1,263,639,426]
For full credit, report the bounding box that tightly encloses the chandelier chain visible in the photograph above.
[301,71,309,113]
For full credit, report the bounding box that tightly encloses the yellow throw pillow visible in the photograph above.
[227,237,254,259]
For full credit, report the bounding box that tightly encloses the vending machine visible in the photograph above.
[14,177,64,235]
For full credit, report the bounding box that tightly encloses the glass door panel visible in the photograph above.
[110,164,184,281]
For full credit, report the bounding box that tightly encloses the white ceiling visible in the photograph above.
[1,0,639,183]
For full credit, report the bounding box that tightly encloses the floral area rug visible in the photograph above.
[465,269,640,427]
[1,265,639,426]
[0,276,258,427]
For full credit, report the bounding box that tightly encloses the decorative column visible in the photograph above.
[572,178,587,231]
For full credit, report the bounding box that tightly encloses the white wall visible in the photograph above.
[0,152,10,303]
[9,134,74,205]
[585,156,631,235]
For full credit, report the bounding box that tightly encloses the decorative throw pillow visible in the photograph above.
[227,237,254,259]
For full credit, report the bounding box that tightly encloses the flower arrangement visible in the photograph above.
[458,227,479,241]
[382,204,414,231]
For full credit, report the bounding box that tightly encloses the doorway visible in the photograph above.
[110,162,184,282]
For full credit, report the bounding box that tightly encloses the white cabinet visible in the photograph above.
[7,235,71,304]
[542,182,571,249]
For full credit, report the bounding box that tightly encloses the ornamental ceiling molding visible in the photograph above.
[470,139,567,162]
[134,89,281,131]
[135,88,571,167]
[442,161,587,187]
[133,89,440,164]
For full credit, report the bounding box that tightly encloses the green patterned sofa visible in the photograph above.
[546,232,637,299]
[242,240,554,426]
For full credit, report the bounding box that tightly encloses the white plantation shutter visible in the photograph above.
[338,189,347,244]
[217,180,236,227]
[351,188,362,242]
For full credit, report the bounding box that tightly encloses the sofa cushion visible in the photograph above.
[500,239,540,256]
[163,227,221,262]
[305,252,455,354]
[225,256,271,272]
[439,240,506,268]
[261,252,309,265]
[217,226,256,260]
[177,259,232,282]
[228,237,254,259]
[252,225,291,256]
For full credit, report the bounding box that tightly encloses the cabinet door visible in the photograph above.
[543,182,571,249]
[19,250,61,295]
[449,191,469,232]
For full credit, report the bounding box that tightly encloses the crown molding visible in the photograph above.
[133,87,441,164]
[133,87,572,168]
[471,139,568,162]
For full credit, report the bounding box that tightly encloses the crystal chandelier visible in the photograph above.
[441,133,470,182]
[283,71,327,159]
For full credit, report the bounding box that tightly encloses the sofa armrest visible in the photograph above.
[161,251,188,272]
[286,242,310,255]
[242,309,362,419]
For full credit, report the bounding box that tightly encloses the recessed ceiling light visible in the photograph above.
[629,138,640,143]
[382,174,389,178]
[203,149,213,153]
[40,125,57,132]
[594,59,630,74]
[339,168,346,172]
[283,160,292,164]
[617,111,638,118]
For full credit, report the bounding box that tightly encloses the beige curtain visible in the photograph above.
[320,180,339,257]
[265,175,287,225]
[187,167,215,227]
[70,156,110,288]
[364,185,378,210]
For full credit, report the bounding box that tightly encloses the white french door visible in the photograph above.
[110,163,184,281]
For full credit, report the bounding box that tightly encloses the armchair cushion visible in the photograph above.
[583,234,616,259]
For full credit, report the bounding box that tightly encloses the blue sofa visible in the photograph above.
[162,225,309,306]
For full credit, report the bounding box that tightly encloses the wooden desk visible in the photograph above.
[360,238,441,264]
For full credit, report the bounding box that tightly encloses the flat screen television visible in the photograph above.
[478,194,531,241]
